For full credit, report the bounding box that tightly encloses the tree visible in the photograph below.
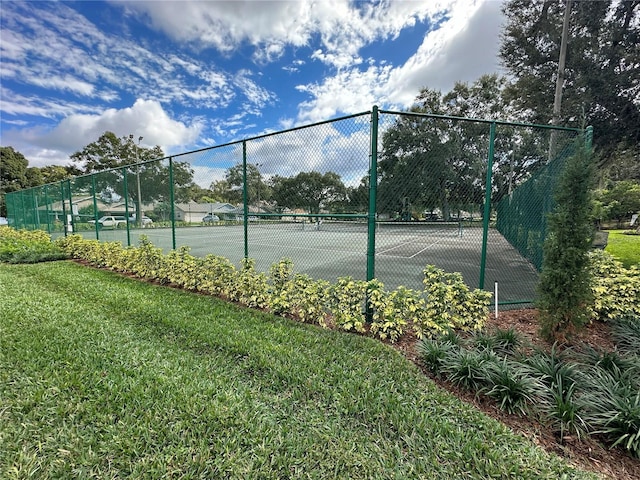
[537,142,595,342]
[597,180,640,227]
[379,75,535,220]
[271,171,347,214]
[209,179,236,204]
[39,165,82,184]
[500,1,640,168]
[221,163,270,205]
[70,132,194,224]
[1,146,37,216]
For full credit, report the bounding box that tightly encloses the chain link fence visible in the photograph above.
[5,108,586,304]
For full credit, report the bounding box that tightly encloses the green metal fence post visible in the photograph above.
[61,180,69,236]
[367,106,379,283]
[91,175,100,240]
[123,167,131,246]
[479,121,496,290]
[169,157,177,250]
[242,141,249,259]
[31,189,39,230]
[364,106,380,322]
[585,126,593,150]
[43,185,51,233]
[66,179,73,234]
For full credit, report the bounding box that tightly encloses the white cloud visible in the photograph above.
[116,0,456,69]
[46,99,201,150]
[295,0,505,122]
[191,165,227,189]
[3,99,201,168]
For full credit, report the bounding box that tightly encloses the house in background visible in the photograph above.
[173,202,237,223]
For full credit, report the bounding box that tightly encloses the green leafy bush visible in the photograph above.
[420,266,490,337]
[368,281,411,342]
[0,226,66,263]
[328,277,368,333]
[199,254,238,298]
[234,258,269,309]
[588,250,640,321]
[54,235,494,342]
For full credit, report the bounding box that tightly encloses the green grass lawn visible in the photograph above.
[0,261,595,479]
[605,230,640,268]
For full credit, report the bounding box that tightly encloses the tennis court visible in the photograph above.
[89,220,539,304]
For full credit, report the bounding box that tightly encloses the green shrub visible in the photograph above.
[234,258,269,309]
[285,274,330,326]
[0,226,66,263]
[199,254,238,298]
[328,277,368,333]
[421,265,490,337]
[51,235,495,343]
[588,250,640,321]
[537,144,595,342]
[368,281,412,342]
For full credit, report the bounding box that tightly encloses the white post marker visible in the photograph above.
[494,281,498,319]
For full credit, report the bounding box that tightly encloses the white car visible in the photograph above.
[0,217,8,226]
[89,215,127,228]
[129,215,153,225]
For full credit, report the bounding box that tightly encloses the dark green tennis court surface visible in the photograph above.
[84,221,538,305]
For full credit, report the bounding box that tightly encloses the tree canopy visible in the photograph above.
[500,0,640,168]
[70,132,195,219]
[270,171,347,214]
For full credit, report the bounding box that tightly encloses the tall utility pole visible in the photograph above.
[549,0,572,161]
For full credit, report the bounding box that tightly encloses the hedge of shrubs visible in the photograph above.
[53,234,491,342]
[0,226,66,263]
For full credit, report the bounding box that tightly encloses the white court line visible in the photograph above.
[408,240,441,258]
[376,240,418,255]
[376,237,442,258]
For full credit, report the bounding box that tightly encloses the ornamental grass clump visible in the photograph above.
[541,375,587,441]
[484,359,537,416]
[611,315,640,356]
[416,338,456,377]
[578,367,640,458]
[442,348,497,393]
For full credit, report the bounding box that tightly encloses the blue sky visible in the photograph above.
[1,0,504,187]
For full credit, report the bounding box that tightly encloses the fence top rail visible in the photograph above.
[378,108,584,132]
